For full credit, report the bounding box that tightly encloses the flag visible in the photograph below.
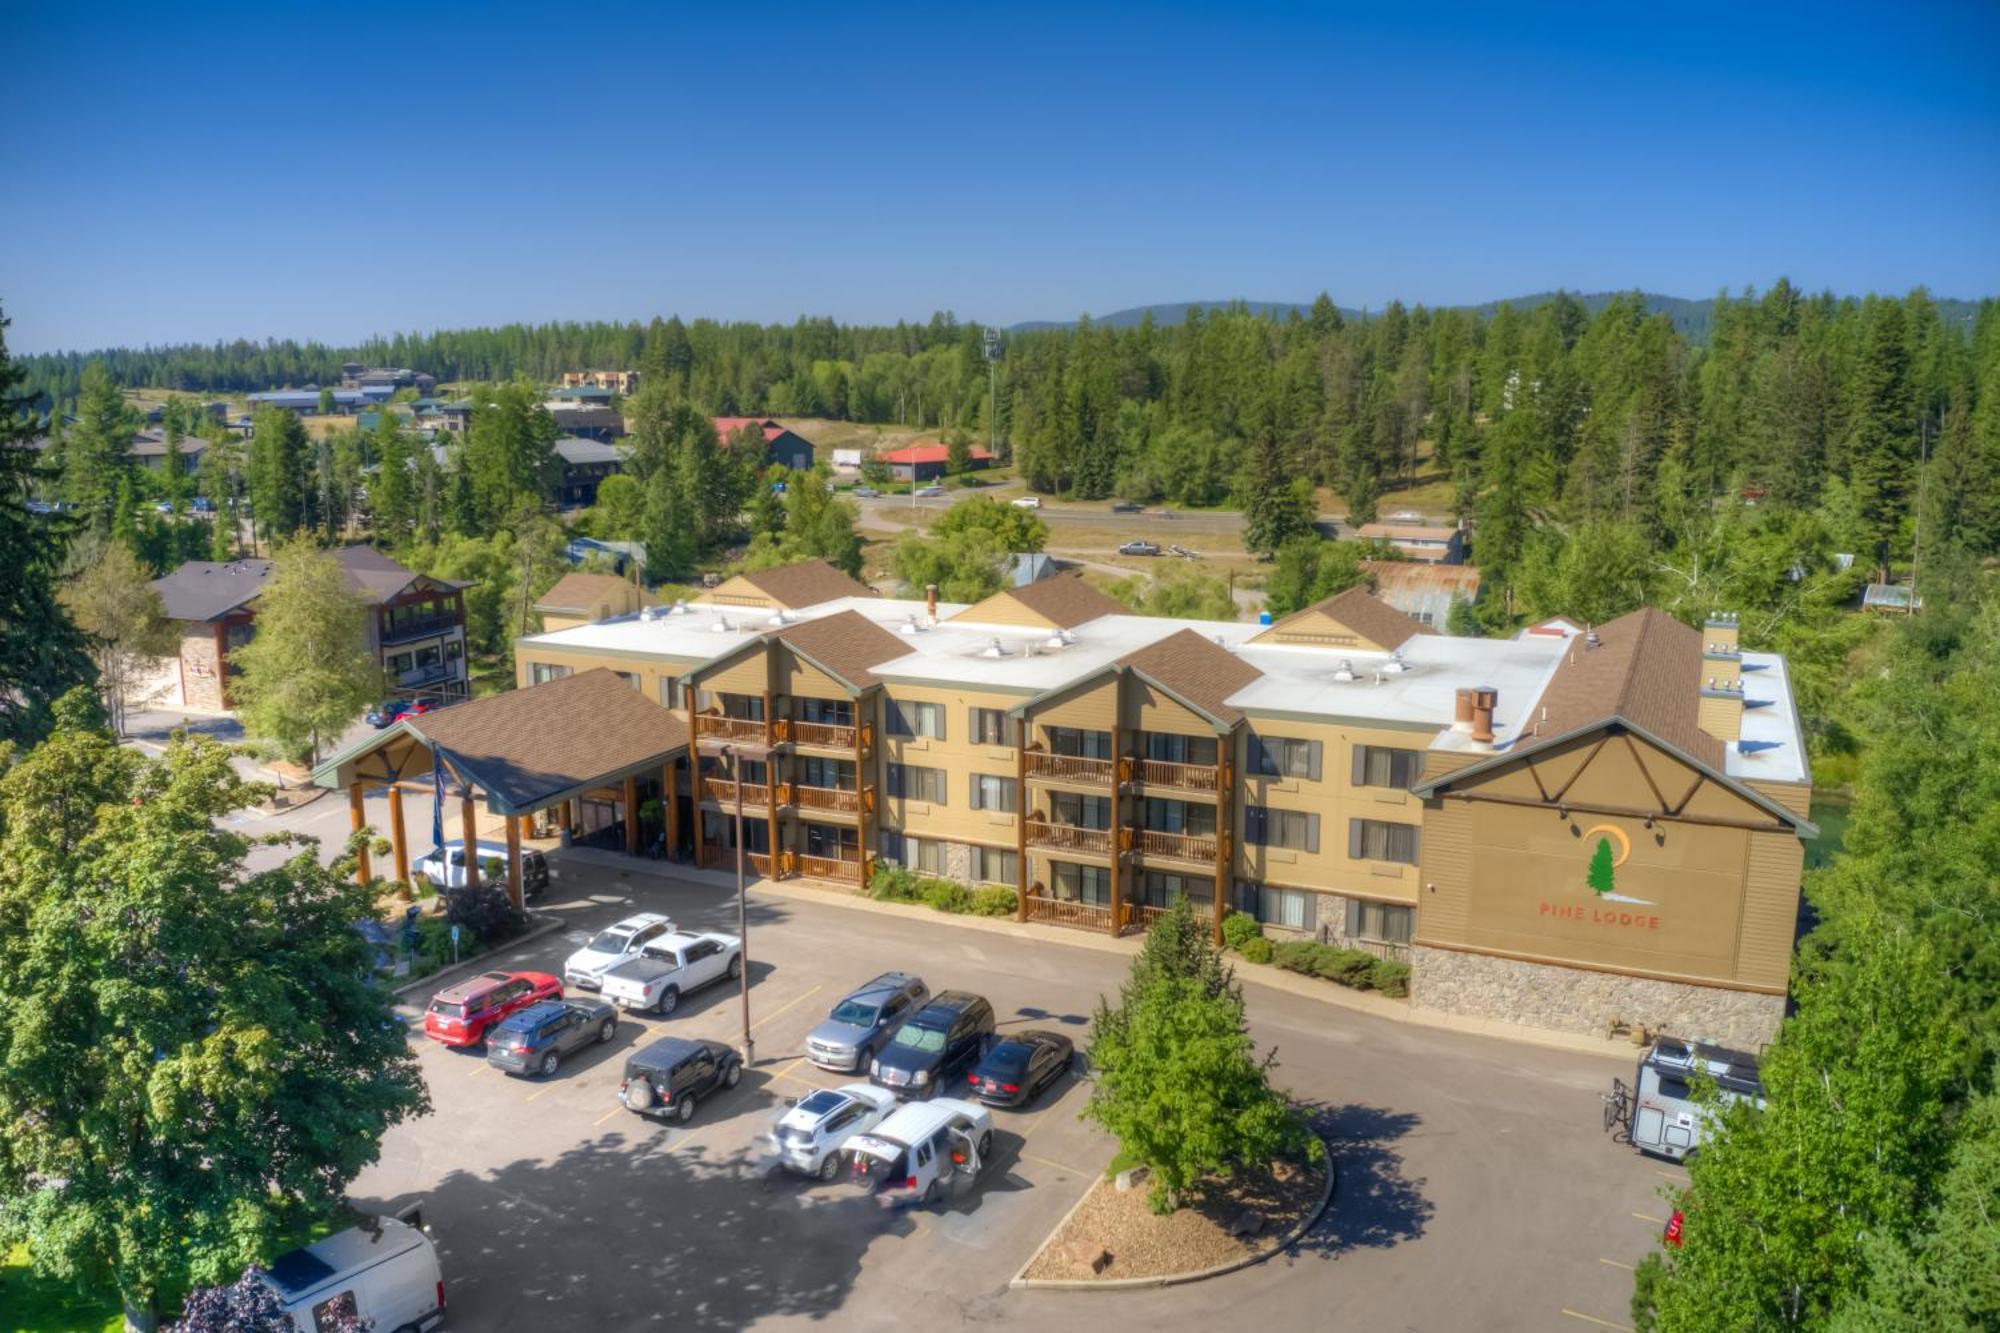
[431,745,448,855]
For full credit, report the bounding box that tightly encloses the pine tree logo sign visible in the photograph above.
[1538,822,1660,929]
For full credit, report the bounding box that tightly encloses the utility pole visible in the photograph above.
[984,328,1001,463]
[1908,411,1931,615]
[728,745,755,1066]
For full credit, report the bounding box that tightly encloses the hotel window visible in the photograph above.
[1143,797,1216,836]
[972,846,1018,884]
[658,676,684,709]
[970,707,1015,746]
[1046,726,1111,758]
[888,700,946,739]
[1054,862,1111,905]
[1145,732,1218,766]
[1253,735,1322,780]
[1140,871,1208,908]
[969,774,1018,813]
[1348,819,1420,865]
[800,697,852,726]
[615,671,640,690]
[880,832,945,875]
[1049,791,1112,829]
[886,763,946,803]
[1345,898,1414,945]
[799,757,854,790]
[1235,880,1315,931]
[529,662,572,685]
[1352,745,1422,789]
[1243,805,1320,852]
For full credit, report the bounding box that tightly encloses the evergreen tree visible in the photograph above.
[63,362,134,534]
[245,404,308,544]
[367,409,415,546]
[1242,417,1315,558]
[1845,297,1917,578]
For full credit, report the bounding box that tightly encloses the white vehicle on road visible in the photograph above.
[258,1215,444,1332]
[599,931,742,1014]
[1010,495,1042,509]
[563,912,676,990]
[844,1096,994,1206]
[769,1083,899,1178]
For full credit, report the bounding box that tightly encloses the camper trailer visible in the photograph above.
[1604,1037,1765,1161]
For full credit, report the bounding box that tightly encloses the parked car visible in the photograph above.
[914,484,945,497]
[599,931,742,1015]
[619,1036,742,1123]
[1117,539,1161,556]
[153,500,174,515]
[1010,495,1042,509]
[258,1215,444,1333]
[564,911,676,990]
[805,971,930,1073]
[966,1029,1074,1108]
[1110,500,1142,513]
[190,496,216,514]
[422,970,562,1047]
[843,1097,994,1206]
[769,1083,899,1178]
[417,840,548,897]
[870,990,994,1098]
[366,698,431,728]
[485,997,618,1077]
[852,485,879,498]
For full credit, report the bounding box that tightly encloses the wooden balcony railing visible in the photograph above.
[798,853,863,883]
[790,720,857,749]
[1024,894,1112,932]
[1135,758,1222,794]
[695,714,769,744]
[1024,751,1115,786]
[1128,902,1174,932]
[1133,828,1220,863]
[792,784,859,814]
[748,851,778,878]
[703,778,771,808]
[1025,819,1114,856]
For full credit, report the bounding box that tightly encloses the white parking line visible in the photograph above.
[749,983,823,1033]
[1597,1257,1634,1271]
[1560,1310,1633,1331]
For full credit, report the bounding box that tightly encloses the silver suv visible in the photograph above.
[805,972,928,1073]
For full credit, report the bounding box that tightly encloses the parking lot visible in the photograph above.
[350,853,1680,1331]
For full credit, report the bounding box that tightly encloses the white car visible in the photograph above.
[769,1083,899,1178]
[844,1097,995,1206]
[1010,495,1042,509]
[563,912,676,991]
[599,931,742,1015]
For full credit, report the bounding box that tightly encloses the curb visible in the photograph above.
[391,913,569,1002]
[1009,1136,1339,1291]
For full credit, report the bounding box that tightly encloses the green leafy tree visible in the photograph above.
[316,386,336,416]
[745,463,864,575]
[246,404,309,546]
[1084,898,1316,1212]
[230,538,380,766]
[586,471,644,539]
[366,409,415,545]
[1108,561,1238,619]
[1844,297,1916,578]
[462,380,559,528]
[0,304,97,747]
[0,692,428,1331]
[63,362,135,534]
[1262,537,1384,616]
[1241,424,1316,558]
[930,493,1047,552]
[888,527,1006,603]
[59,538,177,737]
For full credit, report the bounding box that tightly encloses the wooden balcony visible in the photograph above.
[1128,902,1174,932]
[703,778,771,809]
[1135,758,1221,795]
[1133,828,1220,864]
[790,719,858,750]
[695,714,770,745]
[1025,819,1114,856]
[798,853,864,883]
[1024,751,1115,786]
[792,784,860,815]
[748,851,779,878]
[1024,894,1112,933]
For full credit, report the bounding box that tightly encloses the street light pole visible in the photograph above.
[729,745,754,1066]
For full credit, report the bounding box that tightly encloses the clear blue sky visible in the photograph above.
[3,1,1995,354]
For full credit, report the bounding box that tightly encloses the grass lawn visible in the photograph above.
[1,1248,121,1333]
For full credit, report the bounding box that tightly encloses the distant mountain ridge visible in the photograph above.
[1010,291,1985,342]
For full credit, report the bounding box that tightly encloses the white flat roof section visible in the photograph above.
[1729,651,1810,786]
[1231,633,1569,740]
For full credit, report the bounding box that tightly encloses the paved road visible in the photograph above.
[336,851,1672,1333]
[853,492,1372,542]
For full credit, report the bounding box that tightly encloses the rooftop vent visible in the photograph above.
[1585,630,1602,650]
[1382,652,1411,674]
[1332,659,1357,683]
[1043,632,1067,651]
[899,614,921,636]
[980,637,1008,659]
[639,606,659,621]
[711,618,731,633]
[668,599,688,616]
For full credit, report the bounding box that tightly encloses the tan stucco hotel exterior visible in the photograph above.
[512,561,1813,1047]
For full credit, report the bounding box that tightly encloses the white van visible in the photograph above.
[259,1215,445,1332]
[843,1096,993,1205]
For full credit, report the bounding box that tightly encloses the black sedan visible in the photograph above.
[965,1029,1073,1107]
[485,997,618,1077]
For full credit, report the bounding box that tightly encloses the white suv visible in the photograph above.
[769,1083,899,1178]
[563,913,675,991]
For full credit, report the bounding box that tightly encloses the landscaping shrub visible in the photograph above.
[1271,939,1323,976]
[867,864,924,902]
[1221,911,1264,952]
[921,879,975,914]
[443,884,524,945]
[1313,947,1378,988]
[411,915,460,973]
[1370,958,1411,997]
[1240,935,1275,964]
[970,885,1019,916]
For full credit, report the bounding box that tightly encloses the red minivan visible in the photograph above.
[424,970,563,1047]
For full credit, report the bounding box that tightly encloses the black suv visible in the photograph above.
[485,997,618,1078]
[870,991,995,1099]
[619,1036,742,1124]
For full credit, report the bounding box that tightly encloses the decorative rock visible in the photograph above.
[1066,1243,1112,1275]
[1113,1165,1149,1193]
[1228,1208,1266,1238]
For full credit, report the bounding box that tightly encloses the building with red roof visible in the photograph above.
[875,441,996,481]
[714,417,816,471]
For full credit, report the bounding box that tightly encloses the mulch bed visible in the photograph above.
[1022,1153,1327,1282]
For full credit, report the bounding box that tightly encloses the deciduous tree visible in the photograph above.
[60,538,177,736]
[231,538,379,766]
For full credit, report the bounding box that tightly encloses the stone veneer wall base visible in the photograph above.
[1411,944,1786,1050]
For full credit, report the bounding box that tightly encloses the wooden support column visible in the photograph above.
[623,775,641,855]
[854,699,870,886]
[763,687,781,878]
[1213,747,1232,946]
[505,811,524,911]
[387,783,410,884]
[1108,721,1125,937]
[348,782,372,885]
[1015,724,1029,922]
[687,696,706,870]
[460,788,480,890]
[663,759,680,861]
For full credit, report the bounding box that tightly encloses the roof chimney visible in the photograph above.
[1470,686,1498,745]
[1454,686,1475,730]
[925,584,938,624]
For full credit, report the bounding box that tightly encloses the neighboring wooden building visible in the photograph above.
[149,559,276,710]
[714,417,816,472]
[535,572,657,632]
[1356,520,1467,564]
[554,435,623,506]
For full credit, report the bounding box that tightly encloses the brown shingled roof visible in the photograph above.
[1117,629,1264,726]
[1302,585,1438,648]
[1527,608,1721,768]
[997,573,1126,628]
[768,610,912,689]
[535,572,657,615]
[738,560,875,608]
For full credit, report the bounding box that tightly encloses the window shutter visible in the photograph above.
[1301,891,1318,931]
[1306,813,1321,854]
[1308,742,1323,782]
[1344,895,1363,939]
[1257,738,1278,776]
[1351,745,1366,786]
[1348,818,1364,860]
[1246,806,1266,845]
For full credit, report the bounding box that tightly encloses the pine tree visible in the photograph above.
[1845,298,1916,578]
[1242,414,1314,558]
[246,404,308,544]
[64,362,133,534]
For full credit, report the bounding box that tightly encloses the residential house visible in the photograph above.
[547,403,625,442]
[1355,520,1466,565]
[714,417,816,472]
[562,370,641,393]
[876,442,995,481]
[535,572,657,632]
[554,435,623,506]
[149,559,276,710]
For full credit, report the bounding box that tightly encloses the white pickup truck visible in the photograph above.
[599,931,742,1015]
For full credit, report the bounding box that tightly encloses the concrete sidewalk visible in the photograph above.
[550,846,1638,1063]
